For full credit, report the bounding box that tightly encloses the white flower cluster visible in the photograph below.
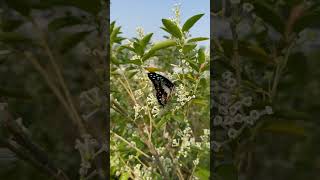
[132,164,153,180]
[75,134,99,177]
[213,71,273,143]
[136,26,145,39]
[79,87,102,121]
[200,129,210,149]
[171,3,181,26]
[174,84,196,110]
[159,156,173,173]
[175,126,195,158]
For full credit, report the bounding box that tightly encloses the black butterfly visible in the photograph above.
[147,72,175,107]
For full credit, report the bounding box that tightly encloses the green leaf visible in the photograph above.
[182,14,204,32]
[119,172,130,180]
[110,21,116,33]
[194,168,210,180]
[110,26,121,46]
[198,48,206,64]
[252,1,285,34]
[221,39,272,64]
[59,31,91,53]
[161,19,182,39]
[133,42,143,56]
[187,37,209,43]
[124,59,141,65]
[216,164,238,180]
[186,59,199,72]
[119,45,135,53]
[156,116,171,129]
[48,16,83,31]
[142,40,176,61]
[140,33,153,50]
[183,43,197,54]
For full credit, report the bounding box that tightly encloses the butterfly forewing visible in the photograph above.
[147,73,174,106]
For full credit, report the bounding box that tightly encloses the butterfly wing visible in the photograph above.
[148,73,174,106]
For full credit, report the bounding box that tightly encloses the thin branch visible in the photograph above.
[29,18,86,134]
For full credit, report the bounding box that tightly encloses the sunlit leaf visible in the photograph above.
[187,37,209,43]
[194,168,210,180]
[140,33,153,50]
[182,14,204,32]
[198,48,206,64]
[161,19,182,39]
[183,43,197,54]
[142,40,176,61]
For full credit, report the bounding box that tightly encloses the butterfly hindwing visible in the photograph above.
[148,73,174,106]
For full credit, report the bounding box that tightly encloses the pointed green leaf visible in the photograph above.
[142,40,176,61]
[187,37,209,43]
[140,33,153,50]
[194,168,210,180]
[161,19,182,39]
[183,43,197,54]
[119,172,130,180]
[186,59,199,72]
[110,26,121,46]
[198,48,206,64]
[182,14,204,32]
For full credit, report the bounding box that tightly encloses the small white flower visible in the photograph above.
[193,158,199,166]
[228,128,238,139]
[219,106,229,115]
[214,116,223,125]
[222,71,233,80]
[250,110,260,120]
[244,115,254,125]
[265,106,273,115]
[226,78,237,88]
[242,96,252,106]
[234,113,242,123]
[211,141,222,152]
[229,105,238,116]
[243,3,254,12]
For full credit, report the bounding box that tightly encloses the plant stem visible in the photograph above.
[112,131,151,159]
[29,18,86,134]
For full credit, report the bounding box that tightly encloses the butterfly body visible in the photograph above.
[147,72,175,107]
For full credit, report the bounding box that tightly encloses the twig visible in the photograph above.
[29,18,86,134]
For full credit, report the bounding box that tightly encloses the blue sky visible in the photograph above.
[110,0,210,47]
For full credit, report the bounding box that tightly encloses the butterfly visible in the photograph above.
[147,72,175,107]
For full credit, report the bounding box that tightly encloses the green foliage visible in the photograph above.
[182,14,204,32]
[111,9,209,179]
